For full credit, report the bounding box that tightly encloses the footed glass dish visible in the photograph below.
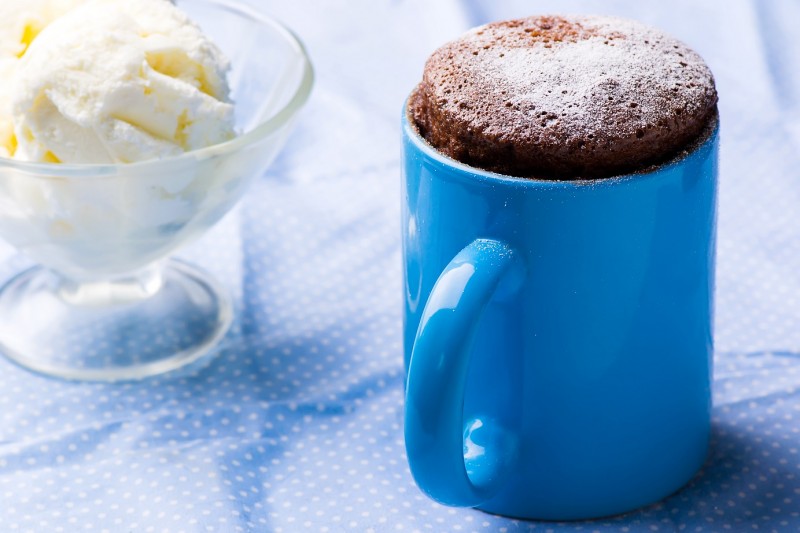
[0,0,313,381]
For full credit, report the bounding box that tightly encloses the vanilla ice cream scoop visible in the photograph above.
[0,60,19,158]
[11,0,236,164]
[0,0,87,157]
[0,0,85,59]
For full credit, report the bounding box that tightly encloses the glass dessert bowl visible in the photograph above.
[0,0,313,381]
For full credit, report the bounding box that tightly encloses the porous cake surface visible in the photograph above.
[409,15,718,179]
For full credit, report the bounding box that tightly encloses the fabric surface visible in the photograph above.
[1,0,799,531]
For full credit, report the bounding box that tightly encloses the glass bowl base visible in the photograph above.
[0,260,233,381]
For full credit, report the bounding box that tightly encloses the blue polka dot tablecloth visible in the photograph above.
[1,0,799,532]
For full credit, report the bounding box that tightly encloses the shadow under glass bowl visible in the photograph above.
[0,0,314,381]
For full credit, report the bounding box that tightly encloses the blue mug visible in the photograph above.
[402,110,719,519]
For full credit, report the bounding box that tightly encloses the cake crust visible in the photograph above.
[409,15,718,180]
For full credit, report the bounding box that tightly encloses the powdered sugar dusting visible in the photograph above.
[412,15,718,179]
[476,16,711,140]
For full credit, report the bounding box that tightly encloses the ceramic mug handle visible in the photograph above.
[404,238,524,507]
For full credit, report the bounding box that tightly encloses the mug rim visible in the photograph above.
[403,103,719,190]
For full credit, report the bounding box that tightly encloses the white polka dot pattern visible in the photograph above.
[0,171,797,532]
[1,0,800,531]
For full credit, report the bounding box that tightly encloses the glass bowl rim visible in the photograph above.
[0,0,314,180]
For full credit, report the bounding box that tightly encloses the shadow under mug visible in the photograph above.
[402,110,719,520]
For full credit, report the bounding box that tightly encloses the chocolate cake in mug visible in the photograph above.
[408,15,718,179]
[402,13,721,520]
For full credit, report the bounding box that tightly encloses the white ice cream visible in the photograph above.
[0,0,87,157]
[0,61,19,158]
[0,0,265,282]
[4,0,235,164]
